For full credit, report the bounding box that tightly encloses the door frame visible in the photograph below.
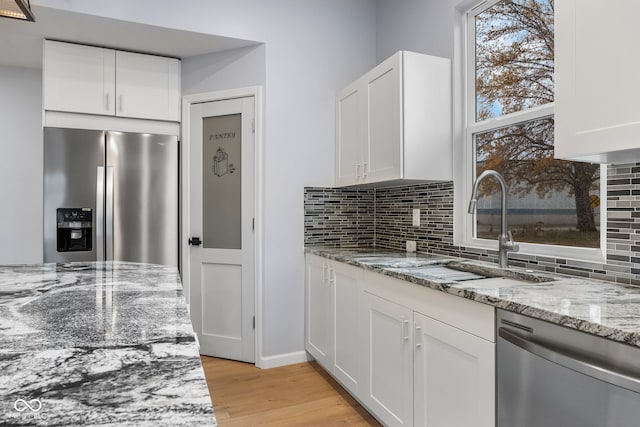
[181,86,264,367]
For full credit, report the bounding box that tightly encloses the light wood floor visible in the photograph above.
[200,356,381,426]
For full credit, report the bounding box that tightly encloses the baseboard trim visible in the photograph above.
[257,350,313,369]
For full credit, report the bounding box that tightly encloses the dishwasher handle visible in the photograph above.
[499,327,640,394]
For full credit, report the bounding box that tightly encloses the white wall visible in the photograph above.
[376,0,459,61]
[376,0,472,246]
[32,0,378,363]
[182,44,266,95]
[0,65,43,265]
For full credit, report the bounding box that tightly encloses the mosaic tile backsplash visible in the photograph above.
[304,163,640,286]
[304,187,375,248]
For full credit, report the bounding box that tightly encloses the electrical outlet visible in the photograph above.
[412,208,420,226]
[406,240,417,252]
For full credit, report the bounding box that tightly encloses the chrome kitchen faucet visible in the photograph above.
[468,170,519,268]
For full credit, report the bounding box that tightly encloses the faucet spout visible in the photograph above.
[467,198,477,214]
[468,170,519,268]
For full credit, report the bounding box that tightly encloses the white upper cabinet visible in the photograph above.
[336,51,452,186]
[43,41,116,116]
[365,55,402,183]
[337,82,363,186]
[43,40,180,122]
[115,51,180,121]
[555,1,640,163]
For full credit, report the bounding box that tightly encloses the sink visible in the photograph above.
[353,256,450,269]
[386,265,488,282]
[386,259,556,285]
[446,261,556,283]
[367,256,556,285]
[455,276,534,289]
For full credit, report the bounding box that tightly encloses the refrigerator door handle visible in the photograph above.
[106,166,114,261]
[96,167,105,261]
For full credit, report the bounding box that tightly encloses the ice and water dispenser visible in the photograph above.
[56,208,92,252]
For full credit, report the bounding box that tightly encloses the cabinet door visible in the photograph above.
[305,255,332,369]
[414,312,495,427]
[361,292,413,427]
[555,1,640,163]
[116,51,180,121]
[364,53,402,183]
[336,82,362,186]
[331,261,362,395]
[43,40,115,116]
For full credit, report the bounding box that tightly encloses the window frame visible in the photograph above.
[457,0,607,263]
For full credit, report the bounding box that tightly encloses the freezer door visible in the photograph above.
[106,131,179,267]
[43,128,106,263]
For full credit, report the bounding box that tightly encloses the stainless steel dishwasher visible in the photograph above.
[497,309,640,427]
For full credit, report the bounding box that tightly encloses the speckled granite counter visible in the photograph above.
[306,246,640,349]
[0,262,216,426]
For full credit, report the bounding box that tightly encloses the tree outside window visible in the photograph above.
[471,0,601,248]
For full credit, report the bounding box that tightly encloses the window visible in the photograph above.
[462,0,605,260]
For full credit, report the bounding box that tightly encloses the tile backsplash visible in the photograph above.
[304,163,640,286]
[304,187,375,248]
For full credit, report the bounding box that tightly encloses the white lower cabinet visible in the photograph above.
[305,255,496,426]
[413,312,495,427]
[305,255,332,369]
[331,261,362,395]
[305,255,363,394]
[361,291,414,427]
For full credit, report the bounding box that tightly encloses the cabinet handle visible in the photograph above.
[499,327,640,393]
[105,93,110,111]
[328,267,336,285]
[322,264,328,282]
[403,320,410,341]
[355,161,361,179]
[415,325,422,348]
[362,161,368,178]
[96,167,104,260]
[119,95,124,113]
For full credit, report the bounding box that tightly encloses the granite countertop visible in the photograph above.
[0,262,216,426]
[306,246,640,349]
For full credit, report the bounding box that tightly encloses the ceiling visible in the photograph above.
[0,5,260,69]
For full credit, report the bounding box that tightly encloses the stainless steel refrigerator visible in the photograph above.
[43,127,179,267]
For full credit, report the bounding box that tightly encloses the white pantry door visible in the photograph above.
[189,97,255,363]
